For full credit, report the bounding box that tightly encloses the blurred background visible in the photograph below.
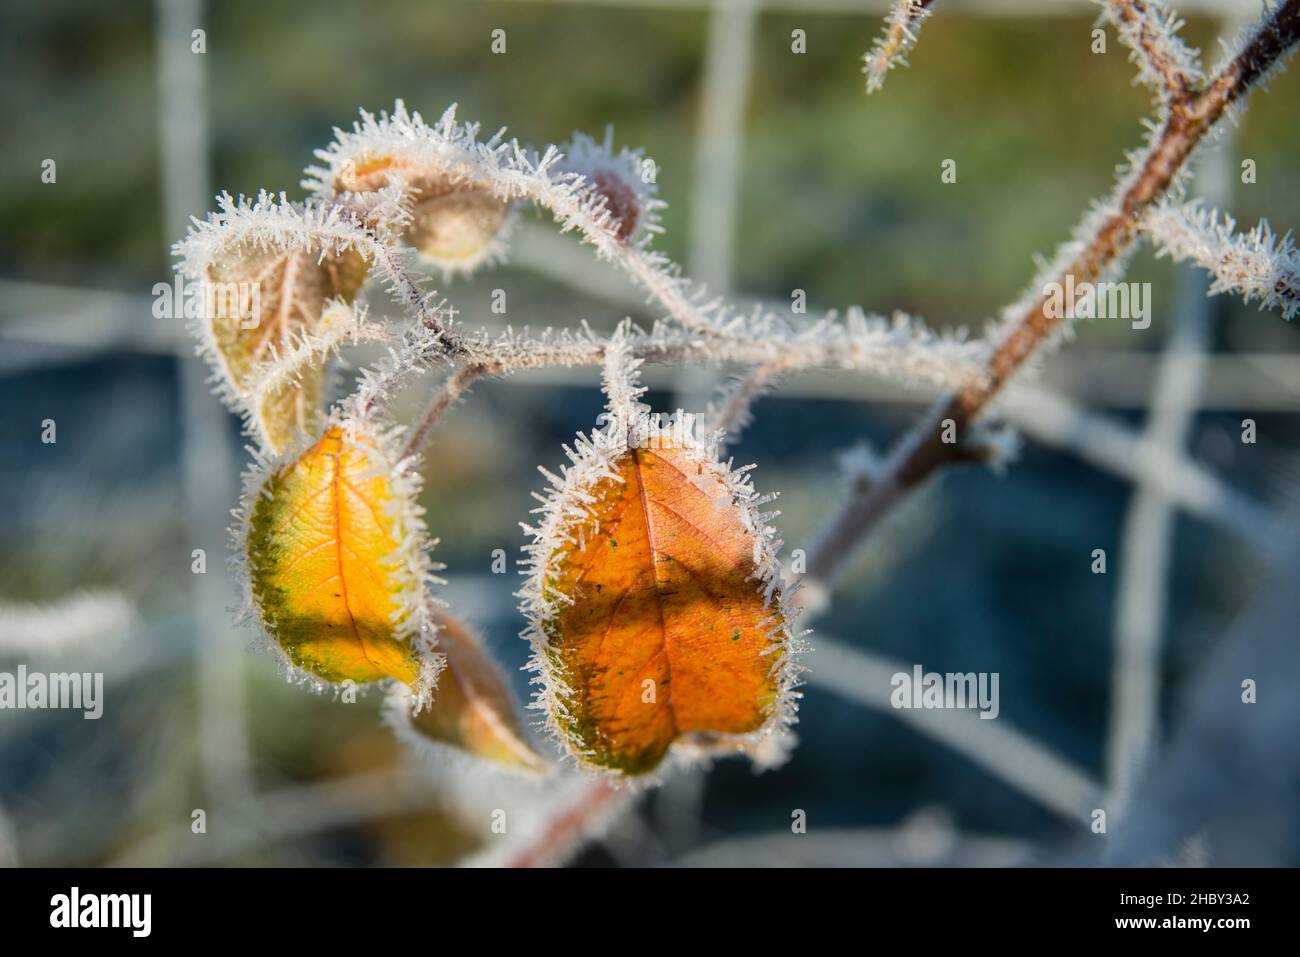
[1,0,1298,867]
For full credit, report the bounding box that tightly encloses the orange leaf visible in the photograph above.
[524,424,799,776]
[388,611,544,771]
[243,424,434,687]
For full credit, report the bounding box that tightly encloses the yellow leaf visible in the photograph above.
[244,425,431,686]
[527,431,797,776]
[390,611,545,771]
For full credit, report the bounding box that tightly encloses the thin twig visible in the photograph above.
[1140,200,1300,320]
[1104,0,1202,105]
[707,358,792,440]
[401,363,495,460]
[863,0,937,94]
[391,319,982,456]
[804,0,1300,590]
[505,780,626,868]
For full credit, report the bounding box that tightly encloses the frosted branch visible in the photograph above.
[399,364,492,461]
[303,103,746,336]
[804,0,1300,593]
[1141,200,1300,320]
[457,311,988,390]
[863,0,936,95]
[707,358,792,443]
[1101,0,1202,106]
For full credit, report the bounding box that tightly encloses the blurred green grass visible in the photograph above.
[6,2,1298,337]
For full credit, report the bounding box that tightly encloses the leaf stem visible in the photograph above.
[400,362,493,461]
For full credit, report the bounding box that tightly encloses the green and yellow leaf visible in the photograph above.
[245,425,430,686]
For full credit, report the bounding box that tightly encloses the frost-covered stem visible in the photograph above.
[397,321,981,457]
[505,780,625,868]
[465,323,984,389]
[805,0,1300,591]
[346,238,469,421]
[401,362,493,460]
[620,247,725,336]
[1103,0,1201,104]
[383,312,983,459]
[863,0,936,94]
[1140,201,1300,320]
[709,359,790,440]
[363,239,463,358]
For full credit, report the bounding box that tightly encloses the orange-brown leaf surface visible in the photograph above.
[406,611,544,770]
[246,426,423,685]
[541,442,786,774]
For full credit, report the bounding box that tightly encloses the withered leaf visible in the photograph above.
[336,156,510,270]
[205,242,368,451]
[400,610,544,771]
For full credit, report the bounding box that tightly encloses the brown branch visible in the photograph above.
[400,362,494,460]
[805,0,1300,590]
[505,780,625,868]
[1105,0,1201,105]
[864,1,938,94]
